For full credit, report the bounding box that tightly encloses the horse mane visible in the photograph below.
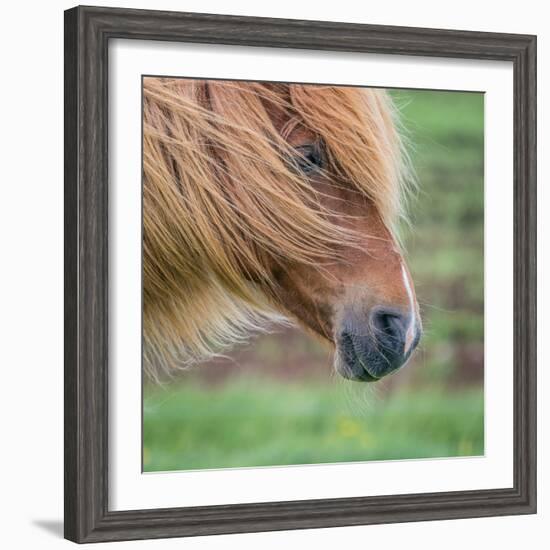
[143,78,410,380]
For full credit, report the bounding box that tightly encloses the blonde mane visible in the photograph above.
[143,78,409,380]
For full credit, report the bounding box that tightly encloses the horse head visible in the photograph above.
[143,79,421,381]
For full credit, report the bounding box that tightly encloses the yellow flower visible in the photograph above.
[143,447,151,466]
[338,417,361,438]
[458,439,473,456]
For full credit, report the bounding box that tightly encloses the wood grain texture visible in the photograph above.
[64,5,537,543]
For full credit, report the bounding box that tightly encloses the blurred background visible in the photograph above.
[143,89,484,472]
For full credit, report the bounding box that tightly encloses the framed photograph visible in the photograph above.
[64,5,536,543]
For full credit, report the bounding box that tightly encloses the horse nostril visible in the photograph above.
[337,308,420,382]
[370,308,408,350]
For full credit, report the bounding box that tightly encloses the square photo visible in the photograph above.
[142,78,484,472]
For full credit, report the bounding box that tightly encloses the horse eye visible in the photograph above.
[294,143,324,174]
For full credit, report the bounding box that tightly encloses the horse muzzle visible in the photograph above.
[335,306,422,382]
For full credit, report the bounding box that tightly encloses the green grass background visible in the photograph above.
[143,89,485,472]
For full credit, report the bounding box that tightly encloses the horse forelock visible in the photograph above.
[142,77,412,378]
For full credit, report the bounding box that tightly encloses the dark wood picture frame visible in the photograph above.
[64,5,537,543]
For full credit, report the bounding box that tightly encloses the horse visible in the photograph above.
[142,78,421,382]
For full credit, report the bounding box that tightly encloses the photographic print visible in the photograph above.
[142,78,484,472]
[64,7,536,541]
